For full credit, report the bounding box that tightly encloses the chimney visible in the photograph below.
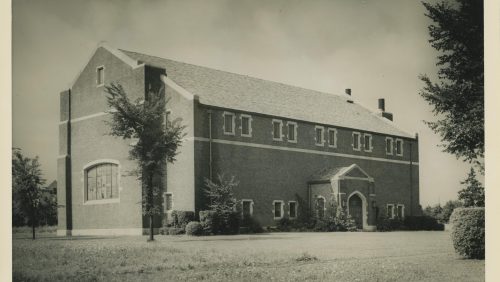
[345,88,351,96]
[377,98,393,121]
[378,98,385,112]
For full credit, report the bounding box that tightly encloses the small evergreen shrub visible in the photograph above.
[333,206,357,232]
[199,210,217,234]
[240,217,264,233]
[450,207,485,259]
[185,221,203,236]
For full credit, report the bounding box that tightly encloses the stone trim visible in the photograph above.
[222,111,236,136]
[271,119,283,141]
[272,200,284,220]
[239,114,253,137]
[286,121,298,143]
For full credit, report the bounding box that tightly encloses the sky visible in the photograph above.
[12,0,480,206]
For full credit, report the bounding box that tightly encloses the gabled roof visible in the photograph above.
[117,48,413,138]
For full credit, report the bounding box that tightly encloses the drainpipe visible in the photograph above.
[409,140,413,216]
[207,109,213,181]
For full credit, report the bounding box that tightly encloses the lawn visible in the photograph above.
[12,231,484,281]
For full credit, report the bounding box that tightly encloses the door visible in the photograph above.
[348,194,363,229]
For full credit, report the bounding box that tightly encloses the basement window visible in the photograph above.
[273,200,284,220]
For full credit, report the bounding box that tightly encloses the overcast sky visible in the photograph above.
[12,0,479,206]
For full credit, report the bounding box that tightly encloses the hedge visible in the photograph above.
[449,207,485,259]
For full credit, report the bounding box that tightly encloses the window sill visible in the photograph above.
[84,198,120,205]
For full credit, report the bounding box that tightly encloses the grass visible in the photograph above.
[13,231,484,281]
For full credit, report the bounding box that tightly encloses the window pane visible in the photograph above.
[364,136,371,150]
[316,128,322,144]
[87,167,96,201]
[274,202,281,218]
[241,117,249,135]
[111,165,118,198]
[353,134,359,149]
[386,139,392,153]
[273,122,280,139]
[329,130,335,146]
[288,124,295,140]
[97,68,103,84]
[224,115,233,133]
[290,202,296,218]
[396,140,402,154]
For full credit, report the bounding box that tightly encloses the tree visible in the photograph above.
[12,149,46,239]
[458,168,484,207]
[105,83,185,241]
[440,200,463,223]
[204,174,240,234]
[420,0,484,172]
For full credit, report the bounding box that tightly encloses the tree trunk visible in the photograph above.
[32,224,35,240]
[31,208,36,240]
[149,215,154,241]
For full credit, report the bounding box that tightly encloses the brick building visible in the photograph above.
[57,43,420,236]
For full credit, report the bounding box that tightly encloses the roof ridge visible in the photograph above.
[119,48,349,100]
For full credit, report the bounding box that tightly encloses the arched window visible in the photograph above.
[85,162,119,201]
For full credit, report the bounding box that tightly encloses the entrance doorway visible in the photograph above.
[348,194,363,229]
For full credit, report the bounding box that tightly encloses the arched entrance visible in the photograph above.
[348,194,363,229]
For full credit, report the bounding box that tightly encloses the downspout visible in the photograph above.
[409,140,413,216]
[207,109,213,181]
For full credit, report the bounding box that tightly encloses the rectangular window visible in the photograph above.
[223,112,235,135]
[272,119,283,141]
[364,134,372,152]
[387,204,395,219]
[164,193,173,212]
[397,204,405,219]
[96,66,104,86]
[395,138,403,156]
[273,201,284,219]
[328,128,337,148]
[242,199,253,218]
[315,126,324,146]
[289,201,297,219]
[386,137,394,155]
[287,122,297,143]
[352,132,361,151]
[240,114,252,137]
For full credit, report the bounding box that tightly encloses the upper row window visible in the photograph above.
[96,66,105,86]
[386,137,403,156]
[223,112,253,137]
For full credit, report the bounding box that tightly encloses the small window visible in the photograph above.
[387,204,395,219]
[242,199,253,218]
[316,196,326,219]
[85,162,119,202]
[164,193,173,212]
[272,119,283,141]
[364,134,372,152]
[273,200,284,219]
[397,204,405,219]
[223,112,235,135]
[289,201,298,219]
[352,132,361,151]
[315,126,324,146]
[240,114,252,137]
[287,122,298,143]
[395,139,403,156]
[96,66,104,86]
[327,128,337,148]
[386,137,394,155]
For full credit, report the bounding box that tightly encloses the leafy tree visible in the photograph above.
[420,0,484,172]
[12,149,46,239]
[440,200,463,223]
[105,83,185,241]
[458,168,484,207]
[204,174,240,234]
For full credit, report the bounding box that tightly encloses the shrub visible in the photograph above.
[170,210,195,229]
[333,206,357,232]
[199,210,217,234]
[313,218,330,232]
[450,207,485,259]
[185,221,203,236]
[276,217,293,232]
[240,217,264,233]
[199,210,240,235]
[404,216,444,231]
[160,227,185,235]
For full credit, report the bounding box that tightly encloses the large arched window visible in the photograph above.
[85,162,119,201]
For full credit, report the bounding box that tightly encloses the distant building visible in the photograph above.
[57,43,420,236]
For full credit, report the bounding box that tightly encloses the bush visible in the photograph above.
[449,207,485,259]
[185,221,203,236]
[170,210,195,229]
[276,217,293,232]
[333,206,357,232]
[240,217,264,233]
[404,216,444,231]
[160,227,185,235]
[199,210,240,235]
